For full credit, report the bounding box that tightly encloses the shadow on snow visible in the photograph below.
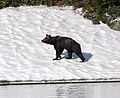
[62,51,93,62]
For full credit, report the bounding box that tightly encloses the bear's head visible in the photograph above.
[41,34,52,44]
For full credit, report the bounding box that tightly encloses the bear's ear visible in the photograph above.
[46,34,49,36]
[49,35,51,38]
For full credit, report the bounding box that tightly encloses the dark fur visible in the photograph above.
[42,34,85,62]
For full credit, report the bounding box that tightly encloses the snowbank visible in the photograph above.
[0,6,120,81]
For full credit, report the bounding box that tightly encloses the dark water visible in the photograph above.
[0,82,120,98]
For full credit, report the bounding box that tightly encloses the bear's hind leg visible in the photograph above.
[73,47,85,62]
[66,50,73,59]
[76,51,85,62]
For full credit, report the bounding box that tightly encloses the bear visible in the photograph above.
[41,34,85,62]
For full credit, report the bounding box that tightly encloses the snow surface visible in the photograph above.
[0,6,120,81]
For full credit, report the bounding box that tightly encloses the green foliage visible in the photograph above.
[64,0,73,6]
[0,0,46,8]
[81,0,120,24]
[112,21,120,30]
[0,0,9,8]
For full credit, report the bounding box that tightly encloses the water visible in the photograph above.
[0,82,120,98]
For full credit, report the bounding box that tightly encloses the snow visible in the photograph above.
[0,6,120,81]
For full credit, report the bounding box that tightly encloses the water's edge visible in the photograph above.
[1,78,120,86]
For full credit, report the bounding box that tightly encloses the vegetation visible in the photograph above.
[82,0,120,24]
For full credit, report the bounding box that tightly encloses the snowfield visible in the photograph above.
[0,6,120,81]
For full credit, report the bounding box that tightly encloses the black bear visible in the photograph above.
[41,34,85,62]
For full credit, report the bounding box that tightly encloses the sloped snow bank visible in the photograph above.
[0,6,120,81]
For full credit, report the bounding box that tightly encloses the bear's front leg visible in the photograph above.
[53,56,61,60]
[53,55,61,60]
[53,49,62,60]
[53,50,61,60]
